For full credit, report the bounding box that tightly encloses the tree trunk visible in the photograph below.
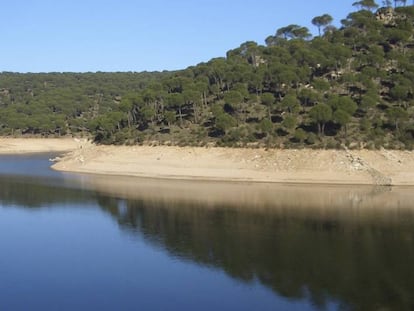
[178,106,183,126]
[193,101,198,123]
[127,112,132,129]
[200,95,204,115]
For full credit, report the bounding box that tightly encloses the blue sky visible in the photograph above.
[1,0,358,73]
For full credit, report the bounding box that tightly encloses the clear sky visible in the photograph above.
[0,0,358,73]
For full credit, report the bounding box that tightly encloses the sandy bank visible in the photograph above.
[0,138,412,186]
[51,141,414,186]
[0,137,80,154]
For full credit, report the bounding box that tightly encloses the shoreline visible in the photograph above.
[1,138,414,186]
[0,137,80,154]
[51,140,414,186]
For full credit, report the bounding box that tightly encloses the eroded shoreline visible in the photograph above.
[0,137,79,154]
[50,139,414,186]
[1,138,413,186]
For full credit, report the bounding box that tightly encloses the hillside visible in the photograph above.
[1,3,414,150]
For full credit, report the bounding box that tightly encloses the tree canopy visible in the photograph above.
[1,2,414,150]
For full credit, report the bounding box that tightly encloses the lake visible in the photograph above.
[1,154,414,311]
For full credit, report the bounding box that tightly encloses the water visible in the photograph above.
[0,154,414,311]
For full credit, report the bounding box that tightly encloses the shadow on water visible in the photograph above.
[0,174,96,208]
[0,153,98,207]
[1,154,414,310]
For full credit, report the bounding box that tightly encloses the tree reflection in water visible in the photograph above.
[2,173,414,311]
[94,179,414,311]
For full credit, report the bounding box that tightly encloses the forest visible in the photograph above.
[1,1,414,149]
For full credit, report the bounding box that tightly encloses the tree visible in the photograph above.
[294,128,307,143]
[327,96,358,116]
[164,111,176,127]
[260,93,275,119]
[259,118,273,135]
[298,89,321,107]
[386,107,408,131]
[167,93,184,126]
[352,0,379,11]
[227,41,262,67]
[280,93,300,114]
[208,57,228,90]
[312,79,330,92]
[311,14,333,36]
[389,84,410,108]
[141,106,156,125]
[119,93,143,129]
[224,90,244,121]
[309,103,332,136]
[183,88,200,123]
[276,24,312,40]
[360,90,379,112]
[224,90,243,107]
[282,115,297,133]
[333,109,352,136]
[211,103,238,135]
[91,111,124,142]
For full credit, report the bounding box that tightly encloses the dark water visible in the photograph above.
[1,155,414,311]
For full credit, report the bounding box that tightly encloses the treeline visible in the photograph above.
[1,3,414,149]
[0,71,170,136]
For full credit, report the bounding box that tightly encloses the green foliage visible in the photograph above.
[386,106,408,131]
[312,79,330,92]
[281,93,300,114]
[260,93,275,107]
[352,0,379,11]
[259,118,273,134]
[215,113,237,133]
[306,132,318,145]
[327,95,358,116]
[294,128,307,143]
[360,91,379,111]
[1,4,414,148]
[276,24,312,40]
[224,91,243,107]
[164,111,176,126]
[282,115,297,131]
[333,109,351,133]
[309,104,333,136]
[312,14,333,36]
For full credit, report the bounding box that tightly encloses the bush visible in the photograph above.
[306,132,318,145]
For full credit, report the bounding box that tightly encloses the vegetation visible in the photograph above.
[1,2,414,149]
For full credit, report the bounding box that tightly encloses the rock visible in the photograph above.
[376,7,406,26]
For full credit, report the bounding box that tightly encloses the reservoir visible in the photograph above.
[1,154,414,310]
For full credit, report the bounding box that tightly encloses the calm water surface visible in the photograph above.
[1,154,414,311]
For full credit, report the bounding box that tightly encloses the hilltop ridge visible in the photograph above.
[1,4,414,150]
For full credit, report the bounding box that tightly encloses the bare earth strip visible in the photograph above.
[0,138,413,185]
[0,138,79,154]
[45,139,414,186]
